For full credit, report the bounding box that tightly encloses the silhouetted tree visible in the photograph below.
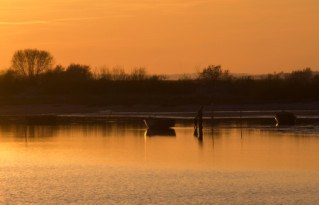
[2,58,319,106]
[98,66,128,80]
[11,49,54,78]
[148,74,166,81]
[130,67,147,80]
[288,67,313,82]
[110,67,127,80]
[65,64,92,80]
[0,69,19,87]
[265,72,285,80]
[198,65,231,81]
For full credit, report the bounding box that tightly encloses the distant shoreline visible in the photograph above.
[1,102,319,116]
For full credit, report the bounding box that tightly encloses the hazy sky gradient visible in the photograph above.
[1,0,318,74]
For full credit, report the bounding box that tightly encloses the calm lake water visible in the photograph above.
[1,119,319,204]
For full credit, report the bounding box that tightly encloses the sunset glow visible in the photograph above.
[1,0,318,74]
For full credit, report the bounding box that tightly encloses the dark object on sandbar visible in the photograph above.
[145,128,176,137]
[144,117,175,129]
[275,111,297,126]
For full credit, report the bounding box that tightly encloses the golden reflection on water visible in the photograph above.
[1,121,319,204]
[0,122,319,171]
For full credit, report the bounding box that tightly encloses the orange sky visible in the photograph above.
[0,0,318,74]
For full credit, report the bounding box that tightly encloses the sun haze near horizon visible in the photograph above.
[0,0,318,74]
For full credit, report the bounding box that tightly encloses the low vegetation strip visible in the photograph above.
[1,49,318,106]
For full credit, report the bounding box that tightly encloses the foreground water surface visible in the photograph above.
[1,119,319,204]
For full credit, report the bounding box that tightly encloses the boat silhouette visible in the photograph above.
[275,111,297,126]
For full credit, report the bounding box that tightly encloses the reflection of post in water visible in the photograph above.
[211,128,214,150]
[239,109,244,150]
[198,125,203,140]
[23,125,36,147]
[144,134,147,162]
[198,106,203,139]
[211,110,215,148]
[193,116,198,137]
[240,110,243,139]
[194,106,203,140]
[24,125,28,146]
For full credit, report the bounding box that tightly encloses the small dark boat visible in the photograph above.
[275,111,297,126]
[145,128,176,137]
[143,117,175,129]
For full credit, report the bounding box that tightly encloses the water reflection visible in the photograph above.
[0,124,58,145]
[1,119,319,204]
[0,120,319,170]
[145,128,176,137]
[0,121,144,139]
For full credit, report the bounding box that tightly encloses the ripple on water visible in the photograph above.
[1,165,319,204]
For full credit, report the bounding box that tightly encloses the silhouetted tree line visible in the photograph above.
[0,49,318,106]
